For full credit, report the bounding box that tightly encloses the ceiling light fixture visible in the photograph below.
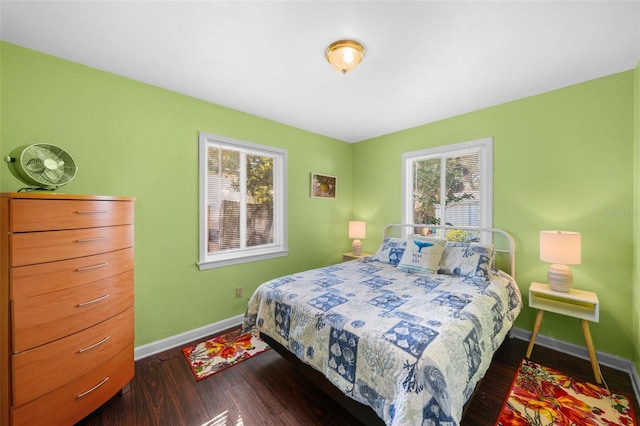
[325,39,365,74]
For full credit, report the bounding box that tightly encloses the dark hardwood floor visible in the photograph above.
[76,330,639,425]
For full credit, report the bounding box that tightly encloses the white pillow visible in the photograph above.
[397,235,446,275]
[372,237,407,266]
[438,242,496,278]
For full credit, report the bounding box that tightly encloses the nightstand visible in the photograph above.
[342,252,371,262]
[526,281,601,383]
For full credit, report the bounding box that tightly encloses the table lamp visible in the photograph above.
[349,221,366,256]
[539,230,581,292]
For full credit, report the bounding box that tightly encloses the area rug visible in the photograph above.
[182,327,270,381]
[496,358,636,426]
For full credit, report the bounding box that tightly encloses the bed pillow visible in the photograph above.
[438,242,496,278]
[397,235,447,275]
[372,237,407,266]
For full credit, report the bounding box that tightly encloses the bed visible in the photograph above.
[243,224,522,425]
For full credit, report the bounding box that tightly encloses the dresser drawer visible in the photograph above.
[12,307,133,407]
[10,199,133,232]
[10,224,133,267]
[11,348,134,426]
[11,247,134,300]
[12,270,134,352]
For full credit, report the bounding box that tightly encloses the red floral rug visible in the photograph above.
[182,327,270,381]
[496,358,636,425]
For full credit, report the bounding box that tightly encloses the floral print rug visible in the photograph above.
[182,327,270,381]
[496,358,636,425]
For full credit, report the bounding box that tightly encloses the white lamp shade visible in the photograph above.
[348,221,366,239]
[540,231,581,265]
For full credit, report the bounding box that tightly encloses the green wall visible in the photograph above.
[634,59,640,374]
[1,41,638,364]
[0,42,353,346]
[353,71,636,360]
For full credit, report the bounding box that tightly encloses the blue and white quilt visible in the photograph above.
[244,257,522,425]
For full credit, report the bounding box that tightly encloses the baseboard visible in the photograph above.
[509,326,640,407]
[134,314,244,360]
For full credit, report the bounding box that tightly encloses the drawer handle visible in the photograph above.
[77,377,110,399]
[76,237,108,243]
[77,294,110,307]
[76,210,107,214]
[76,262,109,272]
[78,336,111,353]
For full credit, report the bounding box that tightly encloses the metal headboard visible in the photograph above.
[382,224,517,278]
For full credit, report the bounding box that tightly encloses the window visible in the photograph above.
[402,138,492,241]
[198,132,287,270]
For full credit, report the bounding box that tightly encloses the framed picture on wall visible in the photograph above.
[311,173,337,199]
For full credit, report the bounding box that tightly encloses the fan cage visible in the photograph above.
[8,144,77,189]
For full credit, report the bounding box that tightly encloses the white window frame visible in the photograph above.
[198,132,288,270]
[401,137,493,242]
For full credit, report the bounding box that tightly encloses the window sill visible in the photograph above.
[197,249,288,270]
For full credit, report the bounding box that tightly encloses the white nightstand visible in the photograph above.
[342,252,371,262]
[526,282,601,383]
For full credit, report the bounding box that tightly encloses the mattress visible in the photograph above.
[244,256,522,425]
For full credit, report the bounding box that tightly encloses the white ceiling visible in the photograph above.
[1,1,639,143]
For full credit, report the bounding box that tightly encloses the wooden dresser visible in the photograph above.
[0,193,135,425]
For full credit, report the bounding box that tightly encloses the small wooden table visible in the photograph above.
[526,282,601,383]
[342,252,372,262]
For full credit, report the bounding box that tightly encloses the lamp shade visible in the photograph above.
[325,40,365,74]
[349,221,366,239]
[540,231,581,265]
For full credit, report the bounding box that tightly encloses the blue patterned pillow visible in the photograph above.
[372,237,407,266]
[438,242,496,278]
[397,235,447,275]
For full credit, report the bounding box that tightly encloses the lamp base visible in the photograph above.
[352,239,362,256]
[547,264,573,292]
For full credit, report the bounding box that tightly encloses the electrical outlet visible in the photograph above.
[235,287,243,298]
